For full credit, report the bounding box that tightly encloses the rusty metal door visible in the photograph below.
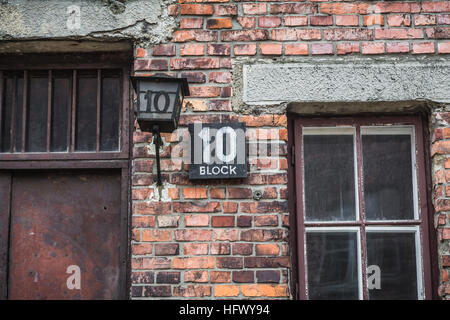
[4,170,124,300]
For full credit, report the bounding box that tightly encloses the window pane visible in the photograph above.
[306,232,359,300]
[1,73,23,153]
[362,133,414,220]
[75,71,97,151]
[0,75,12,153]
[304,134,356,221]
[26,72,48,152]
[100,71,121,151]
[366,232,418,300]
[51,72,71,152]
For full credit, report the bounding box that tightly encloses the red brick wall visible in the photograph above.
[131,1,450,299]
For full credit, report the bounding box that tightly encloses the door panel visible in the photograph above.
[0,173,11,300]
[8,170,122,300]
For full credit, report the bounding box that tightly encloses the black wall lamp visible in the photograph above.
[130,74,190,186]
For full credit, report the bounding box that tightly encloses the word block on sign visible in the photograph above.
[189,122,247,180]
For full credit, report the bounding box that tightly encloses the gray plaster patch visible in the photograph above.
[0,0,176,45]
[243,58,450,106]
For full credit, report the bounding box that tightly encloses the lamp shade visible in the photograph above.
[130,75,189,133]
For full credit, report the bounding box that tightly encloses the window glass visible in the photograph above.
[366,231,418,300]
[26,72,48,152]
[362,132,415,220]
[304,133,356,221]
[306,231,359,300]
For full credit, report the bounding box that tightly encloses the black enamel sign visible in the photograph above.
[189,122,247,180]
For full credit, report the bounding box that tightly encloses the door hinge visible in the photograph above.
[291,145,295,166]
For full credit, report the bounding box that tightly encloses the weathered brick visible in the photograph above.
[240,229,285,242]
[311,43,334,55]
[285,43,309,55]
[243,3,266,15]
[173,201,221,213]
[438,42,450,53]
[244,257,290,268]
[173,285,212,297]
[422,2,450,13]
[214,4,237,16]
[206,18,233,29]
[180,4,214,15]
[180,18,204,29]
[136,47,146,58]
[228,187,253,199]
[362,42,385,54]
[170,58,220,70]
[212,216,235,227]
[375,28,424,39]
[363,15,384,26]
[143,286,172,297]
[310,15,333,26]
[180,44,205,56]
[254,215,279,227]
[233,271,254,283]
[237,17,256,29]
[437,14,450,25]
[320,3,369,15]
[237,215,252,228]
[256,270,280,283]
[132,215,155,228]
[426,27,450,39]
[156,272,180,284]
[183,187,208,199]
[284,16,308,26]
[260,43,283,55]
[259,16,282,28]
[336,15,359,26]
[387,42,410,53]
[175,228,212,242]
[184,243,209,255]
[414,14,436,26]
[134,59,168,71]
[181,72,206,84]
[141,257,171,270]
[241,284,289,297]
[142,230,172,242]
[234,44,257,56]
[157,216,180,228]
[209,72,232,84]
[412,42,435,54]
[132,271,154,284]
[214,285,240,297]
[173,30,218,42]
[210,271,231,283]
[216,257,243,269]
[185,270,209,283]
[271,3,317,14]
[173,257,215,269]
[271,29,321,41]
[211,243,231,255]
[189,86,221,98]
[325,28,373,41]
[222,30,268,41]
[152,44,176,56]
[214,229,239,241]
[240,201,288,213]
[255,244,280,256]
[132,243,153,255]
[387,14,411,27]
[133,202,171,215]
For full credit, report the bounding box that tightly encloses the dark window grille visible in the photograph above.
[0,69,122,155]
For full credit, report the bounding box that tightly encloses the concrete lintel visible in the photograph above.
[243,58,450,108]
